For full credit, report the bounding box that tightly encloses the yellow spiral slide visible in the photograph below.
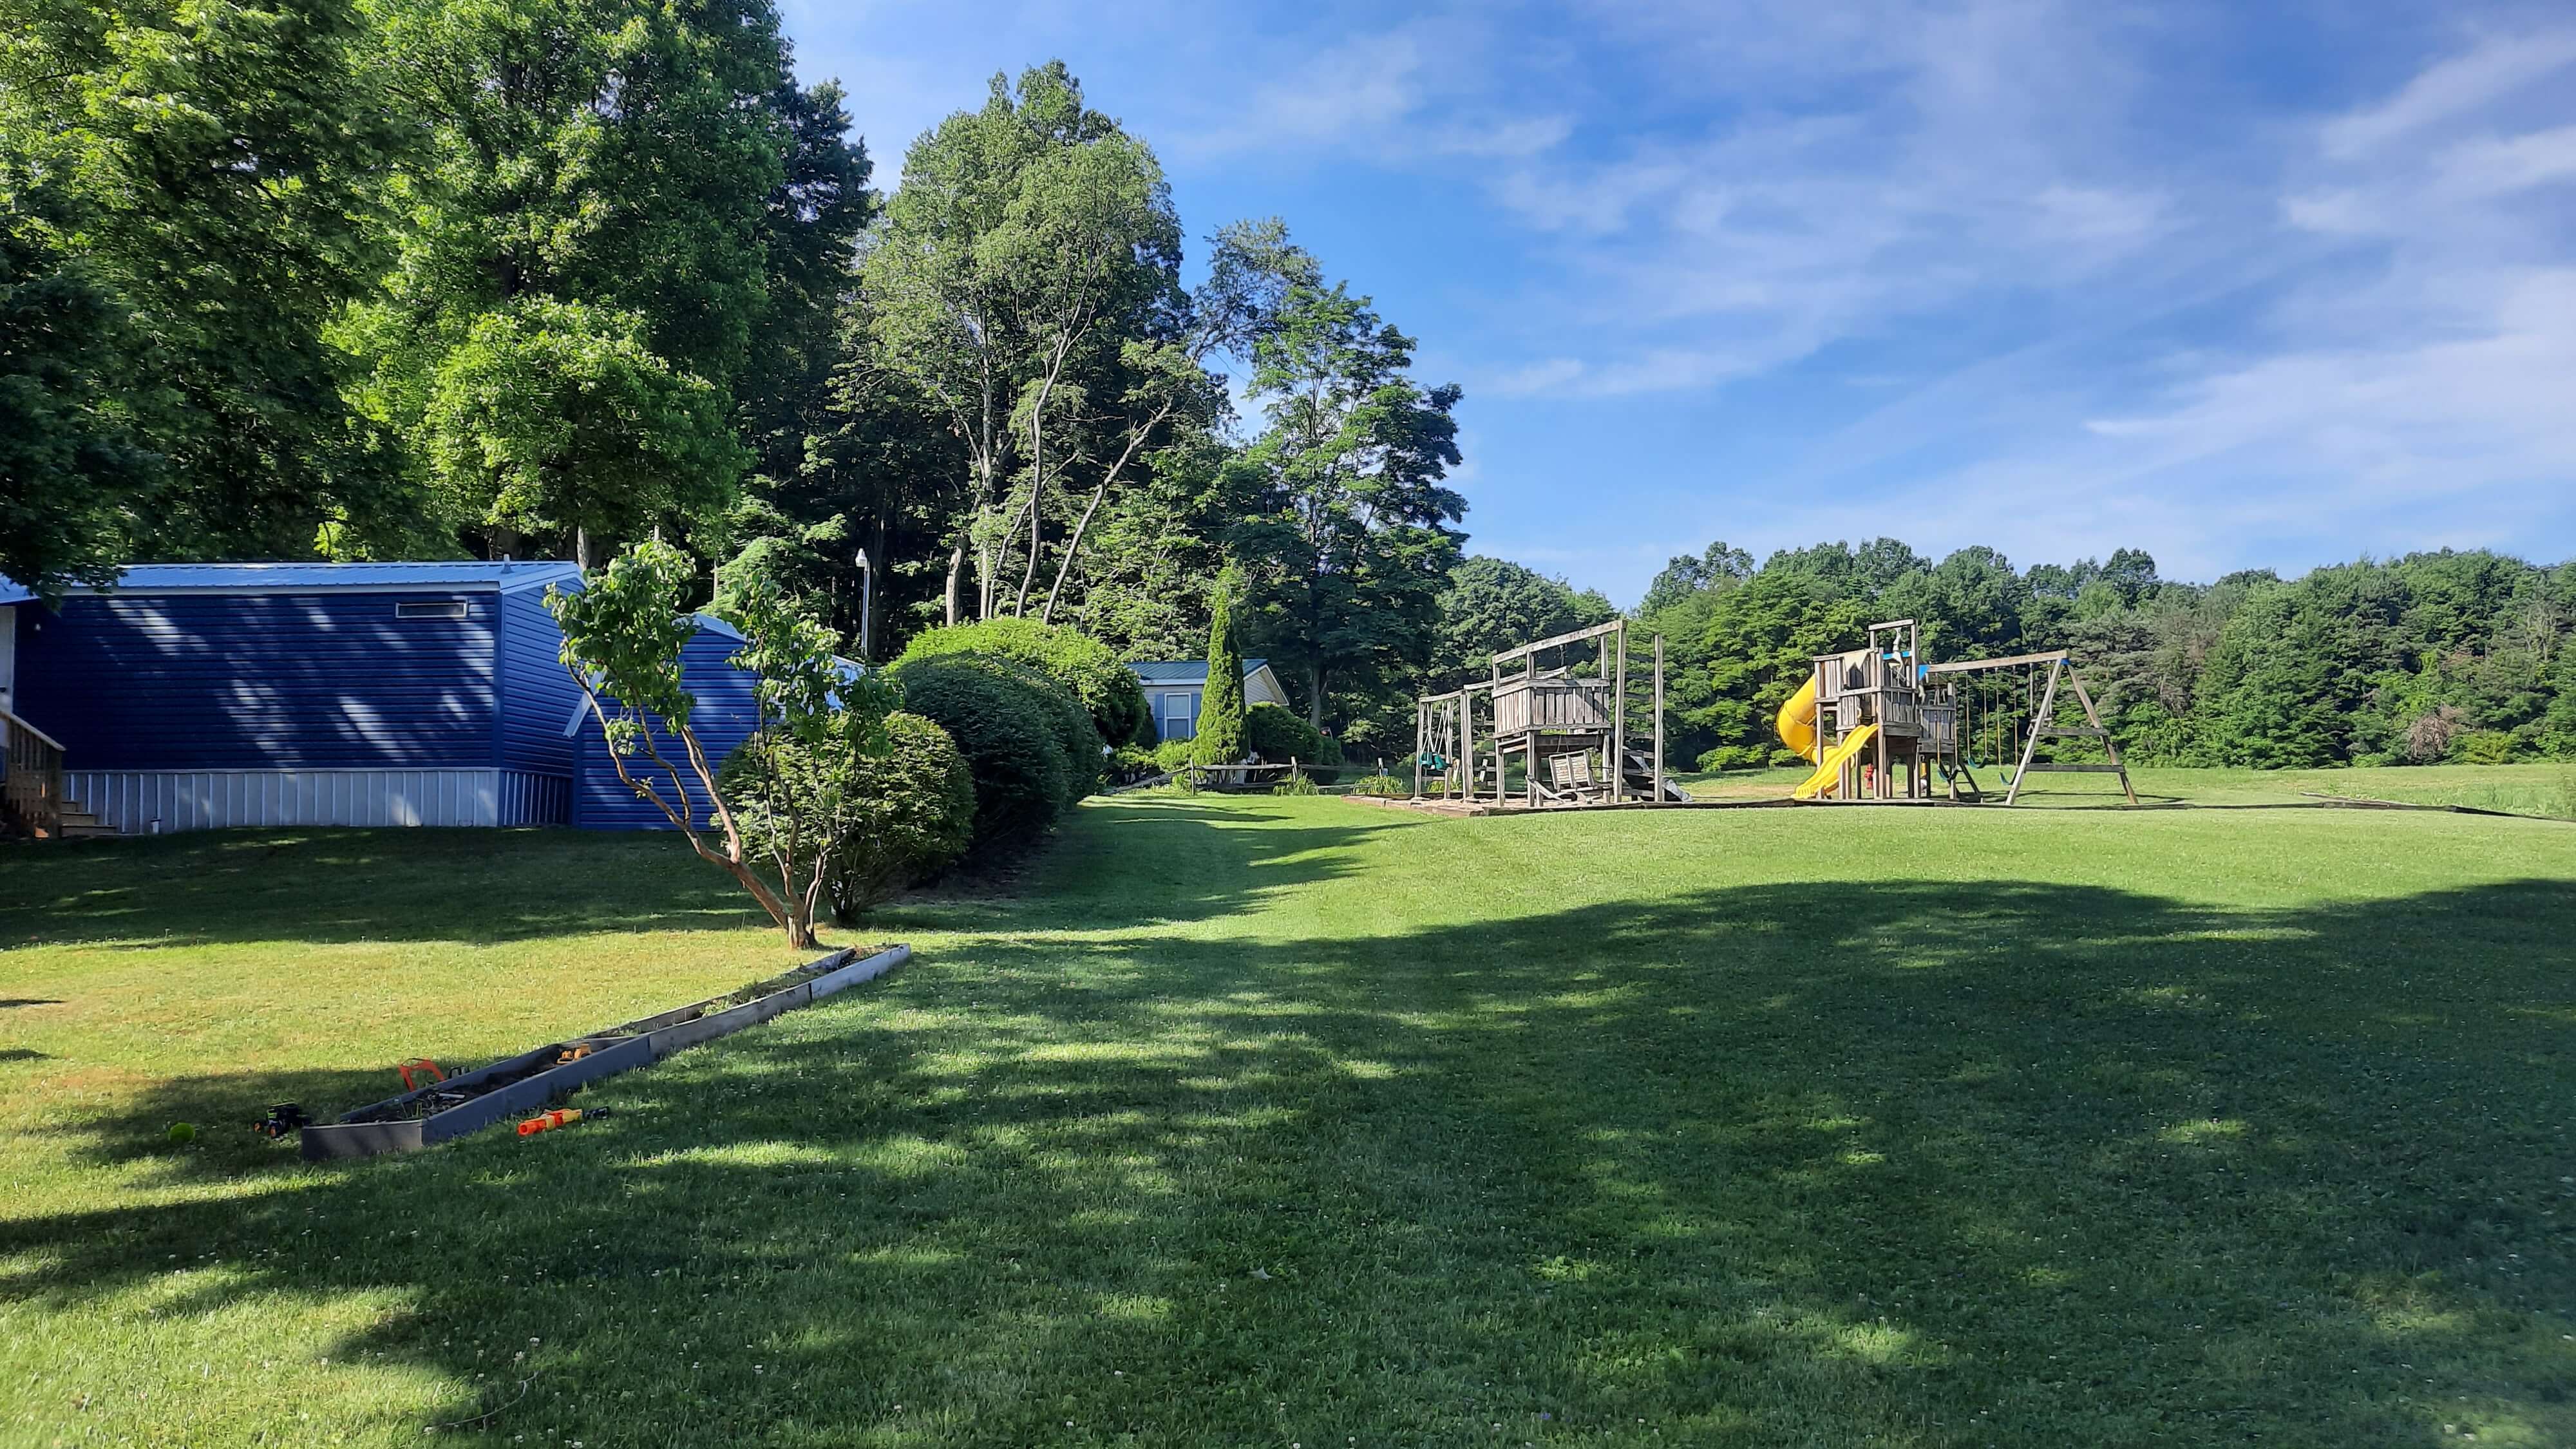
[1774,676,1875,800]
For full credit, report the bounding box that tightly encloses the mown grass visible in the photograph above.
[3,791,2573,1446]
[1680,759,2576,817]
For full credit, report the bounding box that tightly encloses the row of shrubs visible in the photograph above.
[732,618,1395,920]
[724,619,1131,922]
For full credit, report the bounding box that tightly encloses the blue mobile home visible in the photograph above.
[564,614,762,832]
[0,563,767,836]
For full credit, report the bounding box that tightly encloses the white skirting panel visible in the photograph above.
[61,768,573,834]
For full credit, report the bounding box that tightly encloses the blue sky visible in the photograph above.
[777,1,2576,606]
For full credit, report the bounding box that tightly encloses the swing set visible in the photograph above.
[1776,620,2137,805]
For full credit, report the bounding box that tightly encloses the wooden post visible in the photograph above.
[2005,659,2062,805]
[1653,634,1666,806]
[1612,623,1628,804]
[2065,668,2139,806]
[1413,700,1424,799]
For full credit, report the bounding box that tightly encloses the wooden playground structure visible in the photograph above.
[1413,619,1689,808]
[1774,619,2136,805]
[1408,616,2133,811]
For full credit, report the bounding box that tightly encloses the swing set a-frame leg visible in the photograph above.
[2065,667,2138,806]
[2003,659,2061,806]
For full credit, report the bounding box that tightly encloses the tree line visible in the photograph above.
[3,5,1464,753]
[8,3,2568,773]
[1633,540,2576,771]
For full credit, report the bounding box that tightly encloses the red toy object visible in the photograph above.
[517,1107,609,1137]
[397,1059,446,1091]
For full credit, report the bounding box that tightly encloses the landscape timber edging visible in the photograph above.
[298,943,911,1162]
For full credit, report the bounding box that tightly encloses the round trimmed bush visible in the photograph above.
[891,652,1094,850]
[896,617,1151,746]
[1244,702,1341,770]
[824,712,975,920]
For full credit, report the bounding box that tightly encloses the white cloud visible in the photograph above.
[1456,1,2190,399]
[1820,35,2576,581]
[2320,28,2576,160]
[1179,32,1426,158]
[779,1,2576,592]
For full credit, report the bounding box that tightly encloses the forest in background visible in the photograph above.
[5,0,2571,767]
[1629,540,2576,770]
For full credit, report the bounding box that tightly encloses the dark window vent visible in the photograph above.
[396,600,469,620]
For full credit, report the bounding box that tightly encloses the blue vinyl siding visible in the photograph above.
[573,627,760,830]
[497,587,582,776]
[14,592,497,770]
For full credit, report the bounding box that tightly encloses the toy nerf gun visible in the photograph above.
[516,1106,612,1137]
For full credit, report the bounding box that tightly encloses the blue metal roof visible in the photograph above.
[0,560,583,605]
[1128,658,1269,686]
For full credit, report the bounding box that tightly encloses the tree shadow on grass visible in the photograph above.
[0,800,1399,951]
[3,868,2571,1444]
[0,828,765,949]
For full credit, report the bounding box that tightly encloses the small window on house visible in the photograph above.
[395,600,469,620]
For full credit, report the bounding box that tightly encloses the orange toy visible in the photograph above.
[517,1107,608,1137]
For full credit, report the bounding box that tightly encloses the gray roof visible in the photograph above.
[0,560,583,604]
[1128,658,1269,686]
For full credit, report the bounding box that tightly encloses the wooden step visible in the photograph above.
[53,800,118,839]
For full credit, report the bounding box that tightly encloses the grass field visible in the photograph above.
[4,781,2574,1445]
[1678,759,2576,816]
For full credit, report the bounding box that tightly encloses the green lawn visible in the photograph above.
[1678,759,2576,816]
[4,790,2574,1445]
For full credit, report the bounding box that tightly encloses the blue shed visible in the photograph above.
[0,563,776,836]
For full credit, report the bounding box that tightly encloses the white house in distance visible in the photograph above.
[1128,659,1291,741]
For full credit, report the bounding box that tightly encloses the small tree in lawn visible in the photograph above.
[547,540,883,949]
[1193,565,1247,765]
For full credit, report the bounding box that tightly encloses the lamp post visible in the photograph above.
[854,547,875,661]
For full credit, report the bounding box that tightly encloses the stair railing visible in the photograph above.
[1,706,65,839]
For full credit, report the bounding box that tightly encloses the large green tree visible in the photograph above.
[0,209,160,598]
[1224,228,1465,745]
[0,0,399,588]
[343,0,831,559]
[861,62,1182,624]
[420,299,745,560]
[1429,556,1615,692]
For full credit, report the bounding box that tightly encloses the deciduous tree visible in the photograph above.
[548,541,889,949]
[0,0,399,581]
[1223,228,1465,746]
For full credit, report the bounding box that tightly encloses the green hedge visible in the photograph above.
[896,617,1151,746]
[713,710,976,922]
[824,712,976,920]
[1245,702,1342,776]
[889,653,1097,851]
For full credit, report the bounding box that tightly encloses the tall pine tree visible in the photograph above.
[1193,566,1247,766]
